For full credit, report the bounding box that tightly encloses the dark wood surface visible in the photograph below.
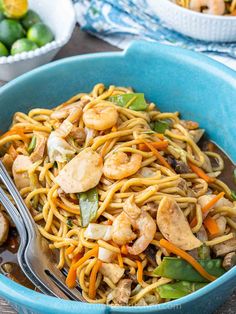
[0,26,235,313]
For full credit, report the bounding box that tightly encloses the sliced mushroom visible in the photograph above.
[55,148,103,193]
[197,225,208,242]
[157,196,202,250]
[30,132,47,163]
[144,245,157,267]
[201,154,213,173]
[111,279,132,306]
[100,263,124,284]
[213,238,236,256]
[136,298,148,306]
[189,129,205,143]
[12,155,32,190]
[222,252,236,270]
[0,211,9,246]
[167,156,190,174]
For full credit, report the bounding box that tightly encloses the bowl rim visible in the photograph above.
[160,0,236,20]
[0,0,76,65]
[0,41,236,312]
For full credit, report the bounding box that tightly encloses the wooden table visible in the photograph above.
[0,26,235,314]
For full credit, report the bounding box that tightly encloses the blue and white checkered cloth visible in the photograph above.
[73,0,236,70]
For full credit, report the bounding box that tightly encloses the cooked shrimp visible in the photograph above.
[189,0,225,15]
[50,101,85,120]
[12,155,32,190]
[47,108,82,163]
[123,195,141,219]
[55,147,103,193]
[127,211,156,255]
[103,152,142,180]
[112,211,137,246]
[83,104,118,130]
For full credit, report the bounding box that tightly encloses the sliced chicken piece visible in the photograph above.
[55,148,103,193]
[100,263,124,284]
[12,155,32,190]
[2,154,14,172]
[222,252,236,270]
[111,279,132,306]
[0,211,9,246]
[30,132,47,163]
[213,238,236,256]
[157,196,202,250]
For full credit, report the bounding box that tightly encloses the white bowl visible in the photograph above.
[147,0,236,42]
[0,0,76,81]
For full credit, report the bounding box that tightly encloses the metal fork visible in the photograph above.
[0,160,84,301]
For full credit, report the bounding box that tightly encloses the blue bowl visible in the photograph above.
[0,41,236,314]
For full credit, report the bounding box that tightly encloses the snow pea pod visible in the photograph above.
[109,93,148,111]
[153,257,225,282]
[28,135,36,153]
[152,120,170,134]
[157,281,207,299]
[78,187,98,227]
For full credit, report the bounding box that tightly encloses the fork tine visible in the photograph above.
[0,161,84,301]
[45,268,84,301]
[0,185,71,300]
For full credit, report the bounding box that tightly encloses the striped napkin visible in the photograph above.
[73,0,236,70]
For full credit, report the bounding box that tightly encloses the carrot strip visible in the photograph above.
[66,246,98,288]
[88,260,102,299]
[154,133,165,140]
[117,253,124,268]
[1,127,29,143]
[65,246,75,256]
[136,261,143,285]
[65,252,83,289]
[190,192,225,228]
[138,141,168,152]
[159,239,216,282]
[55,199,80,215]
[121,245,128,255]
[188,162,215,183]
[204,216,220,235]
[142,140,174,172]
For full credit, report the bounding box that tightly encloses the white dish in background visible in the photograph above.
[147,0,236,42]
[0,0,76,81]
